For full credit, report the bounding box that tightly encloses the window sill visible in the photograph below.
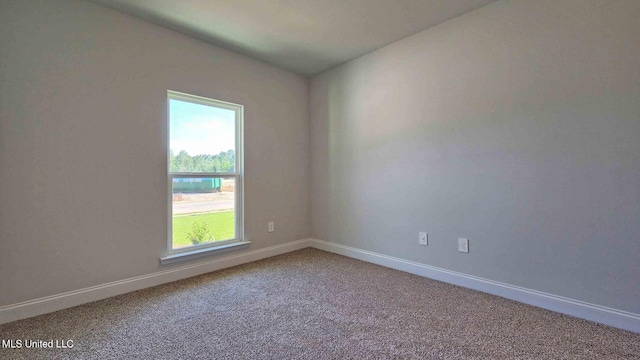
[160,241,251,265]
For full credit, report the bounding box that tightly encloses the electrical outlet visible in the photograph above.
[458,238,469,253]
[419,232,428,246]
[268,221,274,232]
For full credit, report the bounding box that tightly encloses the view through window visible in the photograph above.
[168,91,243,252]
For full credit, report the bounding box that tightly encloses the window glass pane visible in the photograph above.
[169,99,236,173]
[172,177,236,249]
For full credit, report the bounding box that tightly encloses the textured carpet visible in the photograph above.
[1,248,638,359]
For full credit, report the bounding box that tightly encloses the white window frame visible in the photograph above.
[161,90,246,265]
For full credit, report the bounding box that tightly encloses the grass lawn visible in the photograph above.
[172,211,235,248]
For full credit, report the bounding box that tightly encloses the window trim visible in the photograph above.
[164,90,244,261]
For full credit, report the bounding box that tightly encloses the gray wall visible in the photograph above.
[310,0,640,314]
[2,0,639,319]
[0,0,309,306]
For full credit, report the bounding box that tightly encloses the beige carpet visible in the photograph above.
[1,248,638,359]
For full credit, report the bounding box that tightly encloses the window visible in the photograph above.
[163,90,245,263]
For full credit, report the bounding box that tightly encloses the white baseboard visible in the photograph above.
[0,238,312,325]
[3,237,638,334]
[310,238,640,334]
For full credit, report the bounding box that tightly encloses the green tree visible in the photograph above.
[169,149,235,172]
[175,150,192,172]
[186,221,214,245]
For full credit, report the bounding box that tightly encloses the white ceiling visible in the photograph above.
[90,0,497,76]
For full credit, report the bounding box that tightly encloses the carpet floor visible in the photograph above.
[1,248,639,359]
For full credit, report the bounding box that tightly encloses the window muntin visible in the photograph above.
[167,91,243,253]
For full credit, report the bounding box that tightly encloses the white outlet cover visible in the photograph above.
[458,238,469,253]
[268,221,274,232]
[419,232,428,246]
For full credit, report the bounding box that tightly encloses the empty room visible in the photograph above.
[1,0,639,358]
